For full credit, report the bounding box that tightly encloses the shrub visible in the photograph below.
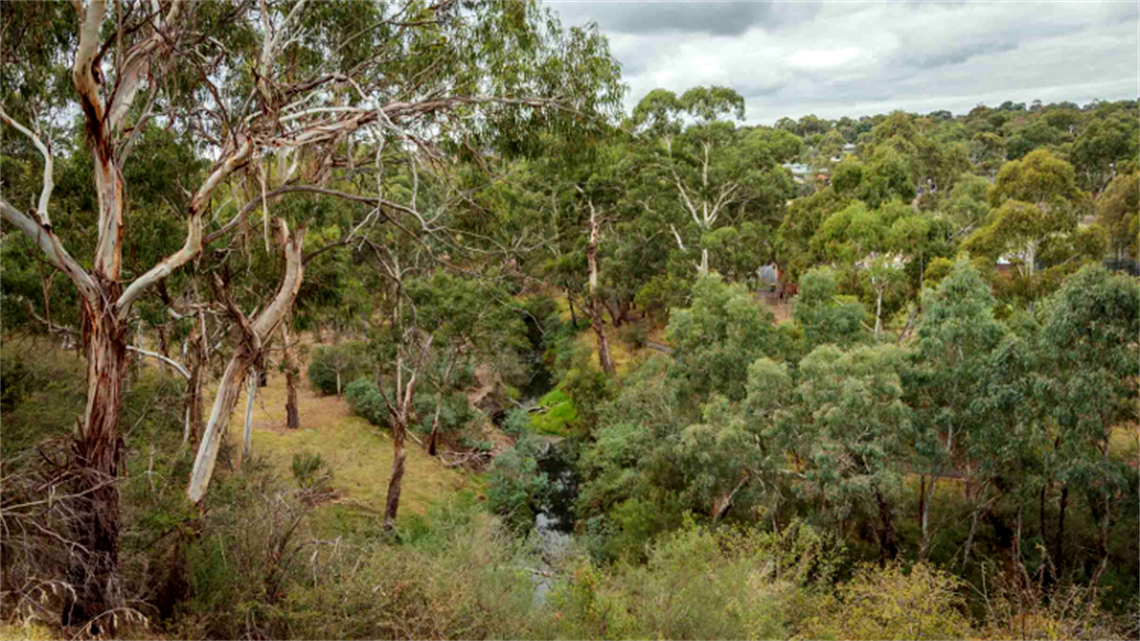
[308,342,369,395]
[486,435,549,531]
[799,562,974,640]
[500,407,533,438]
[617,322,649,350]
[343,378,388,427]
[272,501,540,639]
[292,451,333,492]
[530,388,579,435]
[543,519,843,640]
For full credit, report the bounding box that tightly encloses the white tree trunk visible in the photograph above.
[243,370,257,459]
[188,220,307,503]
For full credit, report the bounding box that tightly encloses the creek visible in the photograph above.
[513,313,582,602]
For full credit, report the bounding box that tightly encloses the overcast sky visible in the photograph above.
[545,1,1140,125]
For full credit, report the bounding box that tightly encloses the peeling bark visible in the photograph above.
[64,288,127,628]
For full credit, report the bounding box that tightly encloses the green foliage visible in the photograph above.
[531,388,580,435]
[343,378,389,427]
[0,345,86,462]
[1097,171,1140,258]
[546,519,846,640]
[667,275,790,405]
[772,344,911,548]
[616,322,648,349]
[794,267,869,352]
[291,452,333,491]
[800,563,973,640]
[486,435,550,531]
[308,342,370,396]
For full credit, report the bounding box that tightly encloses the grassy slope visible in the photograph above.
[214,347,478,533]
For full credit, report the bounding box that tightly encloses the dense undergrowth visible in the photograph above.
[0,326,1135,634]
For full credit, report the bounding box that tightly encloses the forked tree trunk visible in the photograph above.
[281,320,301,429]
[382,336,431,530]
[188,221,306,504]
[603,298,623,328]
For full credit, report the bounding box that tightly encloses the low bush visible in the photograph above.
[343,378,388,426]
[486,435,550,531]
[308,342,369,396]
[543,518,845,640]
[799,562,973,640]
[617,322,649,350]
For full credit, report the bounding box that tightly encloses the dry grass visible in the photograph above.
[574,321,668,375]
[208,344,477,533]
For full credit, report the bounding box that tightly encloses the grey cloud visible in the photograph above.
[903,40,1020,69]
[547,1,1139,125]
[550,1,821,36]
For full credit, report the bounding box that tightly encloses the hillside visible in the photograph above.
[218,348,479,533]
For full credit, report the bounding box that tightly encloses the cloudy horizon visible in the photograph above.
[545,1,1140,125]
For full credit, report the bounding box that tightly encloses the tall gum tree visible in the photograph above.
[630,86,796,276]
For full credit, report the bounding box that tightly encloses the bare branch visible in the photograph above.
[0,107,54,227]
[127,345,190,380]
[0,198,98,302]
[116,138,253,317]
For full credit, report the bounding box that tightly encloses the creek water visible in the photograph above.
[514,313,581,603]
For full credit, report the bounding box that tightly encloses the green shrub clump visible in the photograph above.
[308,341,369,395]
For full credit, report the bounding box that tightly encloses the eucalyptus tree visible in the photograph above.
[666,275,791,408]
[909,260,1006,562]
[1097,171,1140,260]
[403,272,527,455]
[1069,108,1140,194]
[813,200,910,339]
[964,149,1085,281]
[1036,265,1139,587]
[792,267,868,353]
[766,344,912,561]
[630,86,796,275]
[1,0,621,625]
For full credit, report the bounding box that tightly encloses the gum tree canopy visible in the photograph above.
[0,0,621,627]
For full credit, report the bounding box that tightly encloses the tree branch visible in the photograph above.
[115,138,253,318]
[0,107,54,228]
[127,345,190,379]
[0,198,99,302]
